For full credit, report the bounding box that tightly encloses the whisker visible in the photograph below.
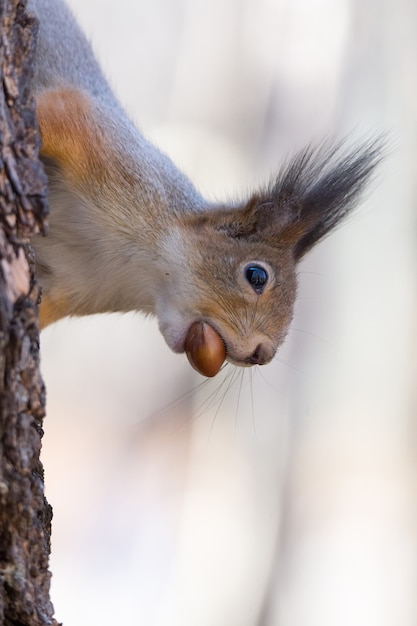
[207,367,240,442]
[148,375,212,422]
[273,355,306,375]
[288,327,325,342]
[297,270,326,277]
[294,296,322,301]
[248,368,259,442]
[254,366,282,396]
[192,366,235,421]
[233,368,245,438]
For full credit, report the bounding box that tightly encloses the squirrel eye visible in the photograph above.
[245,265,268,294]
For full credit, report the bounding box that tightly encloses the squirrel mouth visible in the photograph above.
[178,318,276,376]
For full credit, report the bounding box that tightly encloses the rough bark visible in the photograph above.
[0,0,56,624]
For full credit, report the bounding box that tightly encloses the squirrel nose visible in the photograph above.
[246,343,272,365]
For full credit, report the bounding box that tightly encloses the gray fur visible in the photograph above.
[29,0,381,372]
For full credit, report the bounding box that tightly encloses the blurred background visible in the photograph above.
[39,0,417,624]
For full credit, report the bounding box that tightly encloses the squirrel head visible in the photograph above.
[35,89,383,376]
[155,140,383,376]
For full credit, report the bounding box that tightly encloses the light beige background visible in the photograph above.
[40,0,417,624]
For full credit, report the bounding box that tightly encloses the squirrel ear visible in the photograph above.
[262,139,384,259]
[36,88,104,181]
[188,191,296,241]
[203,139,383,258]
[196,195,294,240]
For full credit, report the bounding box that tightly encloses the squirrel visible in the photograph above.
[29,0,382,377]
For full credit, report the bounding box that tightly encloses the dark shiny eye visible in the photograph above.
[245,265,268,294]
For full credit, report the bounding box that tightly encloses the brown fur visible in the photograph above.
[39,292,73,328]
[37,88,114,188]
[30,0,382,373]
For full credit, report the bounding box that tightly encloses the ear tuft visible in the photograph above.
[196,137,384,254]
[269,137,385,258]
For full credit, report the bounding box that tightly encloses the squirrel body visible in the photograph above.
[29,0,382,376]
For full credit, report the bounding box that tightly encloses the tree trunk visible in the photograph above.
[0,0,57,624]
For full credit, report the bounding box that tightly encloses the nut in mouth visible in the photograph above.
[184,321,226,377]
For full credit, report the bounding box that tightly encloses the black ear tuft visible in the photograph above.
[269,137,385,259]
